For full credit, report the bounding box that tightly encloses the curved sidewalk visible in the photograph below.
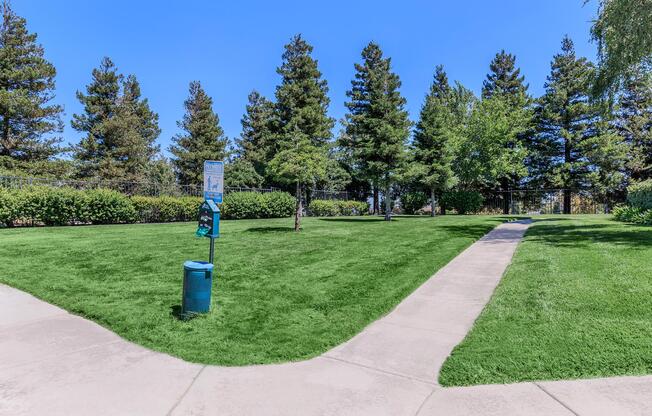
[2,220,650,415]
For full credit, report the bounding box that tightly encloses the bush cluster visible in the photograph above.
[308,199,369,216]
[0,187,296,227]
[440,191,484,214]
[220,191,295,220]
[613,205,652,225]
[401,191,429,215]
[627,180,652,210]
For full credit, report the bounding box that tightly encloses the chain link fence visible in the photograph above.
[0,175,351,201]
[480,189,614,215]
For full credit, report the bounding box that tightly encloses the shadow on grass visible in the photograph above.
[318,217,396,223]
[528,222,652,249]
[170,304,202,321]
[245,226,296,233]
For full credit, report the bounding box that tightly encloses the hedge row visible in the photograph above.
[308,199,369,216]
[0,187,296,226]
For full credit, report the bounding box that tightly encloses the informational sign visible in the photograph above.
[203,160,224,203]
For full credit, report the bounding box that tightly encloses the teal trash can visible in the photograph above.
[182,261,214,314]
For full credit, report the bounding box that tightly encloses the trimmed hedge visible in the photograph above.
[308,199,369,217]
[0,187,295,227]
[627,180,652,210]
[440,191,484,214]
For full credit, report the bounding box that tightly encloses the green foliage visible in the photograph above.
[84,189,135,224]
[220,191,294,220]
[401,191,428,214]
[224,157,264,188]
[612,204,649,224]
[307,199,369,217]
[617,66,652,181]
[234,90,276,184]
[0,2,63,161]
[170,81,227,185]
[131,195,201,223]
[0,187,14,226]
[72,58,160,181]
[440,190,484,214]
[591,0,652,95]
[627,179,652,210]
[456,95,529,189]
[411,65,459,200]
[482,50,529,106]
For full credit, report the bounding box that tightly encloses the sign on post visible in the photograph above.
[203,161,224,203]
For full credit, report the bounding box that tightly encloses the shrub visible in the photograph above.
[627,180,652,210]
[309,200,340,217]
[131,195,202,223]
[308,200,369,216]
[401,192,428,215]
[0,187,15,226]
[441,190,484,214]
[84,189,135,224]
[220,191,295,220]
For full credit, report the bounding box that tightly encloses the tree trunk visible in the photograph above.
[294,181,302,232]
[384,184,392,221]
[564,137,572,215]
[563,189,571,215]
[430,187,436,217]
[501,177,510,215]
[373,185,379,215]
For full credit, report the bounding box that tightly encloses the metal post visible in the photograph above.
[209,237,215,264]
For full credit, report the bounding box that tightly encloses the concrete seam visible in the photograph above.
[534,382,581,416]
[166,365,207,416]
[413,387,438,416]
[321,355,438,387]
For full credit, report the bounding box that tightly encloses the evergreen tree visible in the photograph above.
[412,65,459,216]
[617,65,652,181]
[482,50,529,105]
[343,42,411,220]
[170,81,227,185]
[73,58,160,181]
[235,90,276,184]
[482,50,532,212]
[534,37,624,213]
[0,1,63,161]
[268,35,334,231]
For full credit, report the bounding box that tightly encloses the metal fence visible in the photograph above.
[480,189,613,215]
[0,175,351,201]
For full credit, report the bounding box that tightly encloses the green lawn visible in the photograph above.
[0,215,506,365]
[439,215,652,386]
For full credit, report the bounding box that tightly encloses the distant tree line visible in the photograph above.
[1,0,651,228]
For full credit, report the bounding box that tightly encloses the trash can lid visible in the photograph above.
[183,260,214,271]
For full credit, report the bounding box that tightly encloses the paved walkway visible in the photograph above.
[2,220,651,415]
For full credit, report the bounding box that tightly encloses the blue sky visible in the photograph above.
[17,0,599,156]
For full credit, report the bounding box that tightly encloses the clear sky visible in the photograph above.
[17,0,599,156]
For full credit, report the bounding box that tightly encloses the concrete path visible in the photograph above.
[2,220,651,415]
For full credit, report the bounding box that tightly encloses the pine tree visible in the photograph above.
[343,42,411,220]
[72,57,122,178]
[170,81,227,185]
[534,37,615,213]
[72,58,160,181]
[0,1,63,161]
[268,34,333,231]
[235,90,276,183]
[617,65,652,181]
[412,65,459,216]
[482,50,529,104]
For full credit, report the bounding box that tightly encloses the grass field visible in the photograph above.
[439,215,652,386]
[0,215,506,365]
